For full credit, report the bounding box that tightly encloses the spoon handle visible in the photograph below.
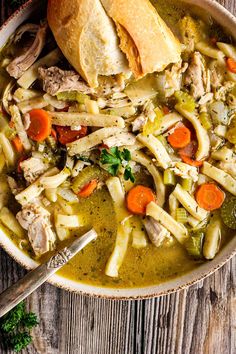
[0,229,97,318]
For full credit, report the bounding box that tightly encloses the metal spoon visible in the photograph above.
[0,229,97,318]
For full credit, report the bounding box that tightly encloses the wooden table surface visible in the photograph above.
[0,1,236,353]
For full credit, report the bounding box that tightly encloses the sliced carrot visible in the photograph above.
[27,109,52,142]
[180,154,203,167]
[167,125,191,148]
[226,58,236,74]
[162,105,170,115]
[56,126,88,145]
[196,183,225,211]
[126,185,156,215]
[51,128,57,140]
[12,136,24,153]
[78,179,98,198]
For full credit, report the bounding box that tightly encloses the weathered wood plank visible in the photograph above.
[0,1,235,354]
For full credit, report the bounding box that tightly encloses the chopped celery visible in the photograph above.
[164,169,176,186]
[72,165,106,194]
[199,112,212,130]
[56,91,89,104]
[221,196,236,229]
[185,231,204,258]
[174,91,196,112]
[143,107,163,136]
[181,178,193,192]
[176,208,188,223]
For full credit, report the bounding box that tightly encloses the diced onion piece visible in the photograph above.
[132,150,165,207]
[137,134,171,169]
[173,184,209,221]
[203,214,221,260]
[175,106,210,161]
[68,127,122,156]
[85,99,100,114]
[0,133,15,166]
[105,219,131,278]
[50,112,125,128]
[0,207,25,238]
[146,202,188,244]
[55,214,83,228]
[202,162,236,196]
[43,93,67,109]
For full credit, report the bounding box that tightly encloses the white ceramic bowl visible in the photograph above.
[0,0,236,299]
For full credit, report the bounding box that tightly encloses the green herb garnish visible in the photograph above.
[100,147,135,182]
[0,302,39,352]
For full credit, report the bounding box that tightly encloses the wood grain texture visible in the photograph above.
[0,1,236,353]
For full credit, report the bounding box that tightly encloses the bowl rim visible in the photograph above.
[0,0,236,300]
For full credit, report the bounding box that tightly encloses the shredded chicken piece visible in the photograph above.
[143,216,174,247]
[39,67,128,98]
[170,161,198,182]
[38,66,94,96]
[38,66,93,96]
[198,92,214,105]
[185,52,210,99]
[7,24,47,79]
[16,204,56,256]
[20,157,50,183]
[132,101,155,132]
[209,61,224,89]
[164,61,188,98]
[214,81,235,102]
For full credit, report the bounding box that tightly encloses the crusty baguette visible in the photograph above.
[101,0,181,78]
[47,0,129,87]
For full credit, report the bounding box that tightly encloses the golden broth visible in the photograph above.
[0,0,235,289]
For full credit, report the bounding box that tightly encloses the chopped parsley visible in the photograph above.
[0,302,39,352]
[100,147,135,182]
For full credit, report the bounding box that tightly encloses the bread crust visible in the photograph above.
[101,0,181,78]
[47,0,128,87]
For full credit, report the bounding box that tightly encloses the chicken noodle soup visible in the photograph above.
[0,0,235,288]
